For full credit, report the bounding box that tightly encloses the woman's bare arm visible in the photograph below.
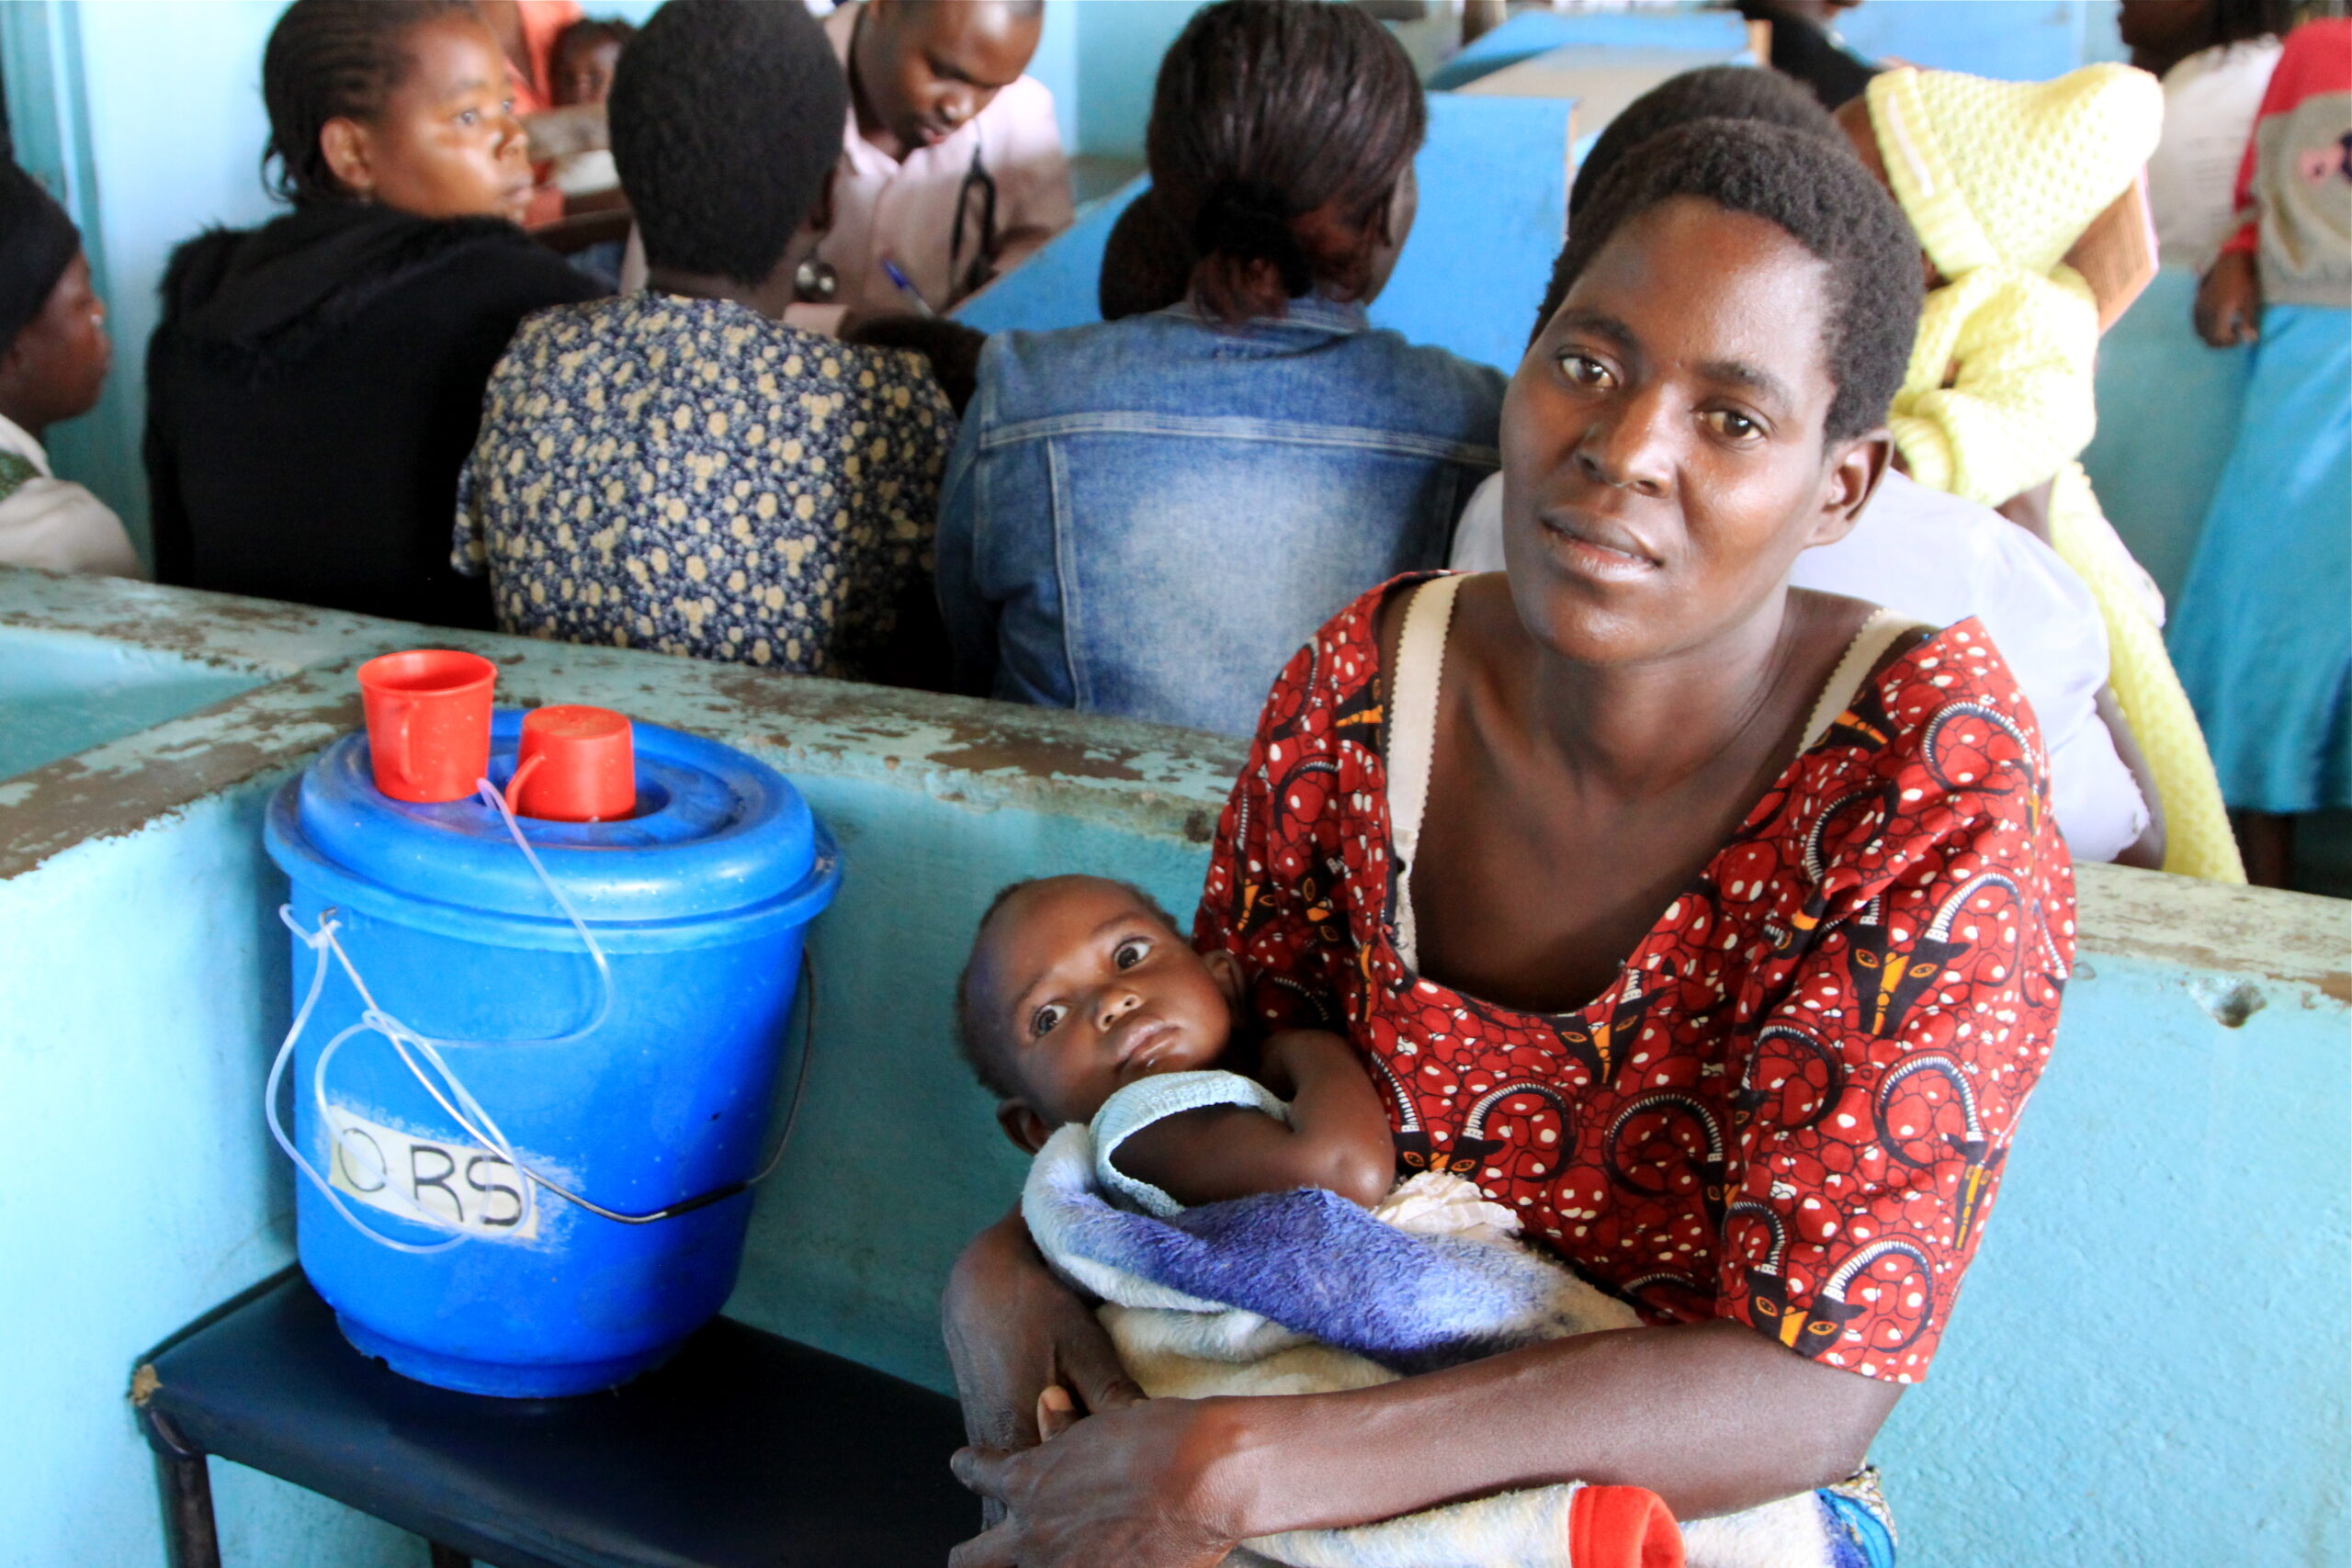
[1110,1031,1396,1209]
[951,1317,1901,1568]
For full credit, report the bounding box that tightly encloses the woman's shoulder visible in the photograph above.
[1241,572,1439,751]
[974,310,1503,433]
[972,313,1181,408]
[1344,324,1510,412]
[1804,615,2050,772]
[432,220,603,309]
[1783,614,2064,885]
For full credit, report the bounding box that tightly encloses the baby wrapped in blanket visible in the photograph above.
[956,876,1886,1568]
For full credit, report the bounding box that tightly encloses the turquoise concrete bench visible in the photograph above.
[0,565,2343,1567]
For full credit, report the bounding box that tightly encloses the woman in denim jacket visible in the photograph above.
[934,0,1506,737]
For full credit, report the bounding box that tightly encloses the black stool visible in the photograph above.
[133,1272,977,1568]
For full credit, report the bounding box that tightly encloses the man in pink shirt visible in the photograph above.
[814,0,1072,320]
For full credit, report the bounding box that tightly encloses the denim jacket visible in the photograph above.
[936,299,1505,736]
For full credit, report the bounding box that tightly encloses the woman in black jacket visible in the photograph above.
[147,0,597,628]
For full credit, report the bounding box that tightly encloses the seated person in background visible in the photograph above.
[1841,62,2245,880]
[2172,16,2352,886]
[1733,0,1881,109]
[0,162,138,579]
[957,875,1393,1213]
[939,0,1505,738]
[808,0,1070,320]
[2121,0,2290,272]
[457,0,956,684]
[546,17,633,199]
[1456,66,2159,866]
[146,0,596,629]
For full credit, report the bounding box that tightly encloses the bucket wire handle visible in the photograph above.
[266,776,812,1246]
[265,908,463,1255]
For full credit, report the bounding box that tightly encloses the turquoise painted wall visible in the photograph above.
[1,570,2346,1565]
[1838,0,2127,80]
[2082,268,2255,607]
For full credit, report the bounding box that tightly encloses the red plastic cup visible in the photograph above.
[510,705,636,822]
[356,649,498,804]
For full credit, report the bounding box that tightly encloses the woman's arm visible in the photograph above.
[943,1209,1143,1454]
[951,1318,1900,1567]
[1112,1032,1396,1209]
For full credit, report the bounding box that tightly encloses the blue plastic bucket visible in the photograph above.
[263,711,839,1397]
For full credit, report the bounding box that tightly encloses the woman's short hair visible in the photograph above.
[261,0,480,205]
[608,0,848,287]
[1538,118,1921,443]
[1568,66,1838,219]
[1146,0,1425,324]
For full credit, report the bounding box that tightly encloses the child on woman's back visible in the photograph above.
[1841,62,2245,882]
[956,875,1394,1215]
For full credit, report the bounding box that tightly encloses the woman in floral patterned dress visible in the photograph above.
[943,121,2073,1567]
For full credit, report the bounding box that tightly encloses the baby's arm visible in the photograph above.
[1110,1030,1395,1210]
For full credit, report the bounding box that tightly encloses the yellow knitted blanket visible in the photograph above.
[2049,464,2245,881]
[1894,269,2245,882]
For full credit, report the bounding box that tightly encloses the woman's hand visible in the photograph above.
[943,1210,1142,1453]
[2195,251,2262,347]
[951,1395,1246,1568]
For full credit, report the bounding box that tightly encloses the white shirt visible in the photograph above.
[814,0,1072,320]
[0,412,141,579]
[2148,38,2284,273]
[1447,468,2148,863]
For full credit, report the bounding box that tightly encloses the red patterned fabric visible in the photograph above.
[1194,576,2075,1383]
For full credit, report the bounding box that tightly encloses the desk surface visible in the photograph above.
[1456,41,1762,138]
[137,1276,978,1568]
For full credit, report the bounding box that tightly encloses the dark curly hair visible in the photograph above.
[952,878,1182,1101]
[1537,118,1920,443]
[261,0,480,206]
[1147,0,1425,324]
[608,0,848,287]
[1568,66,1838,219]
[553,16,637,62]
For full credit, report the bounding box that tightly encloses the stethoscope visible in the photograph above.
[949,142,1000,299]
[794,142,1001,307]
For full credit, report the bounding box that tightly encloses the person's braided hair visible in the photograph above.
[262,0,480,205]
[1147,0,1425,325]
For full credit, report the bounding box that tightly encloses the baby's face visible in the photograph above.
[976,877,1238,1128]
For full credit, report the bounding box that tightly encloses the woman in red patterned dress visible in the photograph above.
[944,121,2074,1566]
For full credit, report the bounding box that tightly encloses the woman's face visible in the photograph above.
[325,15,534,223]
[3,253,108,427]
[1500,196,1880,666]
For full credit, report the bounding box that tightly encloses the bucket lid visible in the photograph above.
[280,711,821,924]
